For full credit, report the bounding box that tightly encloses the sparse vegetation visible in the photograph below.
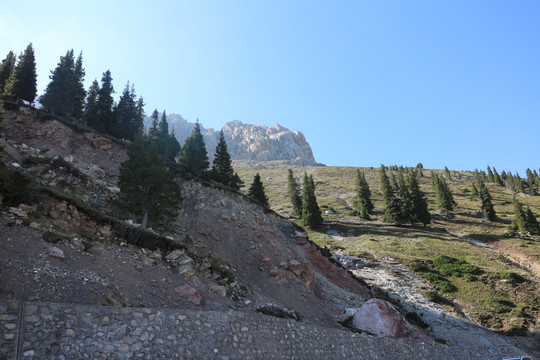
[499,270,525,284]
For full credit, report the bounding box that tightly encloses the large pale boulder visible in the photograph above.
[352,299,414,338]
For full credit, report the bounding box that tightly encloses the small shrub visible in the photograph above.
[463,273,478,282]
[409,261,429,273]
[504,323,527,336]
[432,255,482,277]
[424,290,448,304]
[0,169,31,206]
[487,297,515,313]
[208,255,235,283]
[348,209,360,216]
[405,311,429,329]
[438,281,458,293]
[500,270,525,284]
[421,272,457,292]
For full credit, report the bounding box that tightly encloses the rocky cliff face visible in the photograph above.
[222,120,316,165]
[149,114,318,165]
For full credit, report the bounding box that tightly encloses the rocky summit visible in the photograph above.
[152,114,318,165]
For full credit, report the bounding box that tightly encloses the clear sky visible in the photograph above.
[2,1,539,173]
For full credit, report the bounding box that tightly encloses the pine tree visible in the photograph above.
[248,172,269,207]
[432,173,456,212]
[208,130,242,190]
[287,169,302,217]
[353,169,374,220]
[470,182,478,199]
[416,163,424,177]
[390,173,399,192]
[177,121,209,176]
[40,50,86,118]
[493,167,503,186]
[149,109,159,138]
[407,171,431,226]
[444,166,452,181]
[95,70,116,136]
[476,179,496,221]
[72,52,86,119]
[514,172,525,193]
[158,110,169,140]
[158,111,181,167]
[509,197,526,233]
[115,82,143,141]
[525,168,538,195]
[524,207,540,235]
[397,171,411,222]
[3,43,37,104]
[0,51,16,95]
[379,165,393,202]
[118,134,183,228]
[486,166,494,183]
[380,166,403,224]
[83,80,100,128]
[302,173,323,227]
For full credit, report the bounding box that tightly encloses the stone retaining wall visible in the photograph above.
[0,301,524,359]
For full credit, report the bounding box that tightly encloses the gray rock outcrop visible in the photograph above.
[146,114,318,165]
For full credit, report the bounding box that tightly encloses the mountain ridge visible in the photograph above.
[145,114,319,166]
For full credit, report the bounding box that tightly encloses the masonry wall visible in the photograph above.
[0,301,522,360]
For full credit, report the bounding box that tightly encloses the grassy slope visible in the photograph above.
[235,164,540,334]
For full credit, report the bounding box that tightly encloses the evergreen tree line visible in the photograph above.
[483,165,540,196]
[0,45,248,227]
[379,165,431,226]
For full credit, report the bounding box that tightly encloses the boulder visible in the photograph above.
[210,285,227,297]
[178,266,195,278]
[72,238,86,251]
[9,207,28,219]
[287,260,315,283]
[165,249,185,261]
[89,165,105,179]
[175,285,201,305]
[48,246,65,260]
[351,299,414,338]
[19,203,38,212]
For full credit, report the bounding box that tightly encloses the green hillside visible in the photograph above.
[236,163,540,335]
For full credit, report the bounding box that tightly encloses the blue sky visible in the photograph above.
[2,1,539,173]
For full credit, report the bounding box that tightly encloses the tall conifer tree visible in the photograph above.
[248,172,269,207]
[353,170,374,220]
[178,121,209,176]
[208,130,242,189]
[407,171,431,226]
[95,70,116,136]
[84,79,100,128]
[302,173,323,227]
[118,134,183,228]
[287,169,303,217]
[3,43,37,104]
[476,179,496,221]
[0,51,16,95]
[115,82,143,141]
